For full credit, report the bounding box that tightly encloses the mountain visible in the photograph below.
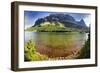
[78,19,87,27]
[33,14,87,29]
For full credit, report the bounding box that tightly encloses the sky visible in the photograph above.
[24,11,91,29]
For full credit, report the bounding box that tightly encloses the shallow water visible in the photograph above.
[25,32,88,59]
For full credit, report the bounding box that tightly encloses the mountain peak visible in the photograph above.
[80,19,85,23]
[78,19,86,27]
[33,14,87,29]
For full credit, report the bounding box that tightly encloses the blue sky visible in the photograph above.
[24,11,90,29]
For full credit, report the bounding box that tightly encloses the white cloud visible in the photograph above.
[83,15,91,27]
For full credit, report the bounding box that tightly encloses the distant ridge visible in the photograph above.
[33,14,87,29]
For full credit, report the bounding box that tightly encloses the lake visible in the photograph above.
[24,32,88,59]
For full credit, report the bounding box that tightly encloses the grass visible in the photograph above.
[25,22,89,32]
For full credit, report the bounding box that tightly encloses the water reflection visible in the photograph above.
[25,32,88,59]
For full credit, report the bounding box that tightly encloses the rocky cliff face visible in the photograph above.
[33,14,87,29]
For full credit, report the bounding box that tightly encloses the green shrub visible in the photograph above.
[76,34,90,59]
[24,38,48,61]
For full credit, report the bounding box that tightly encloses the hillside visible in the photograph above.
[25,14,89,32]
